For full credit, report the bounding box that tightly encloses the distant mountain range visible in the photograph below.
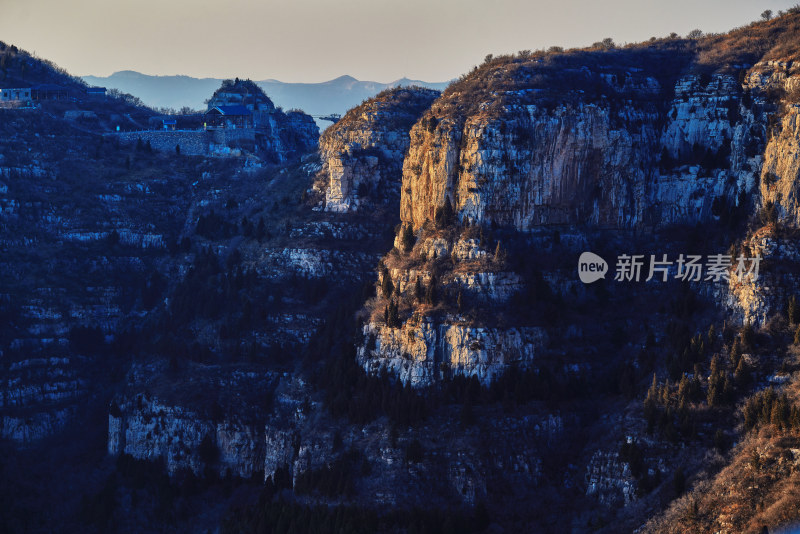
[82,71,451,127]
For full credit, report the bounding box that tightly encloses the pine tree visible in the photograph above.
[457,290,463,313]
[741,322,755,350]
[414,277,423,303]
[734,357,751,388]
[386,299,400,328]
[789,296,799,325]
[381,271,394,299]
[770,395,790,430]
[107,229,120,247]
[707,374,721,407]
[707,324,716,347]
[644,374,658,433]
[690,374,701,402]
[678,374,690,408]
[709,354,721,376]
[494,241,505,263]
[730,338,742,369]
[722,376,733,405]
[794,324,800,345]
[425,274,438,305]
[791,406,800,430]
[241,216,252,237]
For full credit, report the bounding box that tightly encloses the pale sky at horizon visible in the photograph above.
[0,0,797,83]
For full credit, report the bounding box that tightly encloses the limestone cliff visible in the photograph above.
[14,12,800,534]
[723,60,800,325]
[399,58,768,232]
[359,17,800,393]
[758,65,800,224]
[319,87,439,213]
[358,317,546,387]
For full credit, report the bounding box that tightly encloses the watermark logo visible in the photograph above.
[578,252,761,284]
[578,252,608,284]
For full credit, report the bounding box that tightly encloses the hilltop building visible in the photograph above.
[0,87,32,104]
[204,105,253,129]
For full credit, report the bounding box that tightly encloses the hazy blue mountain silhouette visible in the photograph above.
[82,71,450,127]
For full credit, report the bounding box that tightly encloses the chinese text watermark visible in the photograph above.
[578,252,761,284]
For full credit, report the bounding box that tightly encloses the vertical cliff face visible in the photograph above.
[653,72,763,225]
[761,106,800,221]
[357,211,559,387]
[723,226,800,326]
[319,87,439,213]
[722,61,800,326]
[401,100,660,230]
[758,64,800,225]
[397,54,777,233]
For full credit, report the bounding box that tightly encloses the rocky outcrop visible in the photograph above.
[724,226,800,325]
[106,361,280,478]
[108,393,265,478]
[281,110,320,155]
[263,425,298,481]
[259,247,382,279]
[358,319,547,387]
[320,87,439,212]
[585,449,637,506]
[653,72,764,225]
[206,78,319,162]
[257,109,319,163]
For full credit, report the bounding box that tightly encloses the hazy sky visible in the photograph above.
[0,0,797,83]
